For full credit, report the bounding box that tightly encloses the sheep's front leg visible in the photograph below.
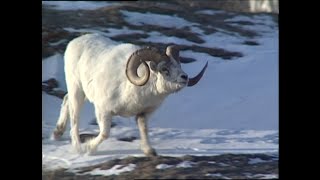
[85,109,112,155]
[136,113,157,157]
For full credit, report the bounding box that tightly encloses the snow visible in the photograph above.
[195,9,226,15]
[156,164,174,169]
[206,173,223,177]
[248,174,278,179]
[176,161,196,168]
[225,15,277,34]
[42,109,278,170]
[120,10,199,29]
[226,15,276,27]
[85,164,136,176]
[42,54,66,91]
[218,162,230,167]
[156,161,196,169]
[42,1,117,11]
[206,174,231,180]
[150,31,278,130]
[248,157,271,164]
[63,27,145,38]
[49,39,67,46]
[142,31,195,46]
[225,15,260,23]
[42,9,278,173]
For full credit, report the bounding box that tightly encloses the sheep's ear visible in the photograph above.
[150,61,158,72]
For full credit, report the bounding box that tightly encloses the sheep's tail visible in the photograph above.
[51,94,69,140]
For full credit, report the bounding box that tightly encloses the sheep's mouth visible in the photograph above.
[175,81,188,90]
[177,81,188,85]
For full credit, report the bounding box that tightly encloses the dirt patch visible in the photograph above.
[110,33,149,42]
[126,41,243,60]
[42,78,67,99]
[243,40,259,46]
[42,153,278,179]
[117,136,138,142]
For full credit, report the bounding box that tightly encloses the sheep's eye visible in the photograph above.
[161,67,169,75]
[161,67,168,72]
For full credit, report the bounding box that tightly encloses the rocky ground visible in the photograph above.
[42,153,278,180]
[42,1,278,179]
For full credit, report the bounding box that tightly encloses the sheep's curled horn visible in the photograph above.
[125,46,166,86]
[125,45,208,86]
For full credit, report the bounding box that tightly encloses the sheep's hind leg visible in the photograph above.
[52,94,69,140]
[68,89,85,154]
[136,113,157,157]
[85,108,112,154]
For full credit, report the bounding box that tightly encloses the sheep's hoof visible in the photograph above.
[84,141,98,155]
[71,141,84,154]
[72,146,84,155]
[51,130,63,140]
[144,148,158,157]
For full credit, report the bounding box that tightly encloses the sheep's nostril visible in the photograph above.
[181,75,188,80]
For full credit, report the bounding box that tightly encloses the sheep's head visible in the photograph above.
[126,45,208,93]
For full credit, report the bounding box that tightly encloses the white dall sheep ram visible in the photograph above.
[52,33,208,156]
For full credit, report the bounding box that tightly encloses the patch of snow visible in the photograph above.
[190,26,205,35]
[199,31,247,52]
[63,27,110,36]
[120,10,199,29]
[250,173,278,179]
[63,27,145,38]
[176,161,196,168]
[248,157,270,164]
[243,172,252,176]
[156,164,174,169]
[225,15,275,26]
[106,27,145,36]
[142,31,195,45]
[192,148,206,152]
[42,54,66,91]
[195,9,226,15]
[225,15,257,23]
[42,1,117,11]
[87,164,136,176]
[222,177,232,179]
[49,39,67,46]
[225,15,277,34]
[42,92,95,133]
[206,173,223,176]
[218,162,230,167]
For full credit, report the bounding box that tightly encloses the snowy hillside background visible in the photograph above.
[42,1,278,179]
